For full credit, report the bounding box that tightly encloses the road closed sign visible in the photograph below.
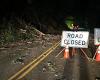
[94,28,100,45]
[61,31,89,48]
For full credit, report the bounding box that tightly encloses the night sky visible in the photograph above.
[0,0,100,27]
[0,0,100,16]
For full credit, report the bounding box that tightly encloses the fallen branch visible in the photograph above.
[33,27,45,36]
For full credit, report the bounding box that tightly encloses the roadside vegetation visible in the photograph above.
[0,17,39,47]
[0,16,63,47]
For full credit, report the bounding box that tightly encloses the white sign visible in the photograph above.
[61,31,89,48]
[94,28,100,45]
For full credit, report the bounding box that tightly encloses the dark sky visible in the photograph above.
[0,0,100,19]
[0,0,100,30]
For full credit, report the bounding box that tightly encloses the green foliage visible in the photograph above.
[17,28,34,40]
[0,18,35,46]
[0,24,15,45]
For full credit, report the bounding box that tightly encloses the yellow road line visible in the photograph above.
[8,41,60,80]
[17,42,60,79]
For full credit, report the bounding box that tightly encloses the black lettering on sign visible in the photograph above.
[74,34,83,38]
[75,40,78,45]
[71,40,74,45]
[64,39,86,46]
[78,40,81,45]
[82,41,86,45]
[71,34,74,38]
[75,34,78,38]
[79,34,83,38]
[67,33,83,38]
[64,39,70,45]
[98,37,100,42]
[67,33,71,38]
[74,40,84,45]
[79,40,81,45]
